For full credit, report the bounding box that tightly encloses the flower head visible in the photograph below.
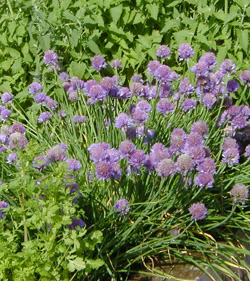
[68,218,86,230]
[111,59,123,69]
[230,183,249,204]
[114,199,130,216]
[189,203,207,221]
[44,50,58,66]
[178,43,195,61]
[156,45,171,59]
[29,82,43,95]
[1,92,13,104]
[38,111,52,123]
[91,55,107,72]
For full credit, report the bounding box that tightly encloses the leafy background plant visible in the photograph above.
[1,0,250,94]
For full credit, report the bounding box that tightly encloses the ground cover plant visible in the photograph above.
[1,0,250,98]
[0,44,250,280]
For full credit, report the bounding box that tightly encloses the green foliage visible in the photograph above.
[0,147,104,280]
[1,0,250,96]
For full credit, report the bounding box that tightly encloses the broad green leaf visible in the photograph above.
[86,259,104,269]
[11,58,22,73]
[161,19,180,34]
[137,35,152,48]
[166,0,182,7]
[15,25,26,37]
[146,3,159,20]
[217,47,227,65]
[63,10,77,21]
[237,29,249,53]
[90,230,103,243]
[38,34,51,51]
[234,0,249,8]
[61,0,71,10]
[185,0,198,4]
[70,29,81,48]
[0,33,7,46]
[87,39,101,54]
[5,48,20,58]
[70,62,86,79]
[67,257,86,272]
[214,10,225,21]
[110,5,123,24]
[8,21,16,37]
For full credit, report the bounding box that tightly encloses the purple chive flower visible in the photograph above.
[72,115,87,123]
[194,172,214,188]
[230,184,249,204]
[119,140,136,158]
[150,143,170,167]
[88,142,110,164]
[132,109,148,125]
[189,203,207,221]
[197,158,216,174]
[91,55,107,72]
[199,52,217,70]
[154,65,171,83]
[188,146,206,163]
[100,77,116,92]
[65,158,82,171]
[156,158,176,177]
[241,105,250,117]
[45,97,58,110]
[68,218,86,230]
[46,144,67,162]
[9,132,28,149]
[0,133,8,152]
[179,78,195,95]
[191,61,209,78]
[131,74,144,83]
[136,100,152,113]
[38,111,52,123]
[57,110,66,118]
[203,93,217,109]
[29,82,43,95]
[185,132,204,149]
[156,45,171,59]
[223,137,239,151]
[178,43,195,61]
[126,126,137,140]
[7,152,17,164]
[239,70,250,87]
[220,59,236,75]
[84,80,99,96]
[182,98,197,112]
[115,113,133,129]
[170,128,186,153]
[147,60,161,75]
[176,154,194,173]
[89,84,107,103]
[1,108,11,122]
[222,148,240,166]
[111,59,123,69]
[130,82,143,96]
[9,123,26,134]
[59,72,69,80]
[105,148,120,163]
[191,121,208,136]
[227,105,241,117]
[33,155,48,170]
[147,129,155,140]
[34,93,47,104]
[231,114,247,129]
[245,145,250,157]
[114,199,130,216]
[0,125,9,135]
[159,83,171,98]
[0,201,9,219]
[95,160,113,180]
[1,92,13,104]
[117,87,131,99]
[44,50,58,66]
[128,149,146,169]
[68,91,79,102]
[156,98,175,114]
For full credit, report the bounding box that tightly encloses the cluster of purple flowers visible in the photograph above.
[0,201,9,219]
[222,137,240,166]
[114,199,130,216]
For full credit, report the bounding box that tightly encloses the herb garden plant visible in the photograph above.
[1,40,250,280]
